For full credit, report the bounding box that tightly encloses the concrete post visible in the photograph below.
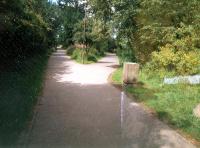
[123,62,139,84]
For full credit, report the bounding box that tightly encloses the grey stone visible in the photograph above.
[164,75,200,85]
[123,62,139,84]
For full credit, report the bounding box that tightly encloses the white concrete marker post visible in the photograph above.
[121,62,139,133]
[123,62,139,84]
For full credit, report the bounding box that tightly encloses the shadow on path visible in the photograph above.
[18,50,195,148]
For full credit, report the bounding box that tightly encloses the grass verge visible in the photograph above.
[0,54,49,146]
[112,68,200,145]
[112,68,123,84]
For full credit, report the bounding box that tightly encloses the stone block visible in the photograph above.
[123,62,139,84]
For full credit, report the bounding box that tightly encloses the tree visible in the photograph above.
[57,0,84,46]
[0,0,59,69]
[109,0,138,64]
[133,0,200,64]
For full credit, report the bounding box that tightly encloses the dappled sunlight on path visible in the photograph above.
[52,53,117,85]
[20,50,196,148]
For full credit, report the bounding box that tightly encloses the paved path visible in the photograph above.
[22,50,195,148]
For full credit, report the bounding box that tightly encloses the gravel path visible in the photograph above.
[22,50,195,148]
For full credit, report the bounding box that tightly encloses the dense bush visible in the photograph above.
[57,0,84,47]
[116,38,136,65]
[72,18,112,58]
[148,46,200,76]
[117,48,136,65]
[147,25,200,76]
[71,47,100,63]
[0,0,56,69]
[131,0,200,64]
[71,48,82,60]
[66,45,75,56]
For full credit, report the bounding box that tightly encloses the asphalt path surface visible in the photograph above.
[21,50,195,148]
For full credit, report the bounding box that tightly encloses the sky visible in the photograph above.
[50,0,57,3]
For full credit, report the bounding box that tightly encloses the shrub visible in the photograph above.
[71,48,81,60]
[0,1,55,68]
[70,47,100,63]
[117,47,136,66]
[88,50,98,61]
[146,24,200,76]
[71,48,87,63]
[148,43,200,76]
[87,55,97,62]
[66,45,75,56]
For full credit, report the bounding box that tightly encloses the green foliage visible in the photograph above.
[71,48,83,61]
[0,55,49,145]
[57,0,84,47]
[117,48,136,66]
[57,0,114,55]
[66,45,75,56]
[112,68,123,84]
[70,47,101,64]
[132,0,200,64]
[110,0,138,63]
[137,70,200,142]
[116,35,136,65]
[73,18,112,54]
[73,19,93,46]
[87,54,97,62]
[0,0,58,69]
[88,0,112,23]
[149,45,200,76]
[108,0,200,76]
[146,25,200,76]
[90,19,110,54]
[0,1,58,144]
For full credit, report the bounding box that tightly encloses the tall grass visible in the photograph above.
[112,68,200,143]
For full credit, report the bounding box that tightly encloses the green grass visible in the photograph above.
[112,68,200,143]
[112,68,123,84]
[0,55,49,146]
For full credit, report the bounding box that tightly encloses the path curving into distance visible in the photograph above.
[21,50,196,148]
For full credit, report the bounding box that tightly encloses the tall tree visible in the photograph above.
[57,0,84,46]
[133,0,200,63]
[0,0,59,69]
